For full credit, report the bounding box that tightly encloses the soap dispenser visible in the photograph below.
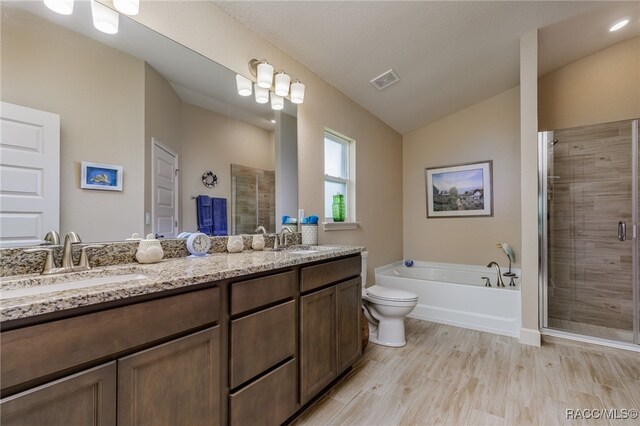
[135,234,164,264]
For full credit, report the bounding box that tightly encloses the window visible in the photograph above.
[324,130,355,222]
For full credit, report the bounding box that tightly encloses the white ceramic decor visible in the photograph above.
[135,234,164,264]
[252,234,265,251]
[227,235,244,253]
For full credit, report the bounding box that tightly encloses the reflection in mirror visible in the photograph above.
[0,1,297,246]
[231,165,275,235]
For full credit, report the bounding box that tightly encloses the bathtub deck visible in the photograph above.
[293,318,640,426]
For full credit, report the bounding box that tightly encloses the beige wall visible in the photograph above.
[402,87,522,268]
[132,1,404,283]
[144,64,183,235]
[180,102,274,232]
[520,30,541,345]
[539,37,640,130]
[1,7,145,242]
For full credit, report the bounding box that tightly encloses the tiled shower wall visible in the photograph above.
[548,119,635,333]
[231,164,276,235]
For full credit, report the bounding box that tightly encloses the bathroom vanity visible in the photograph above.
[0,247,363,425]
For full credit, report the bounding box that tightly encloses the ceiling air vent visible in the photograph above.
[370,69,399,91]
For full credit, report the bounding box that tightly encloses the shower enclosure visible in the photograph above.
[539,119,639,347]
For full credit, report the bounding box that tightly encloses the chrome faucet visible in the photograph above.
[274,227,292,250]
[487,261,505,287]
[255,225,267,234]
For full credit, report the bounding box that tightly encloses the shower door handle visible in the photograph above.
[618,221,626,241]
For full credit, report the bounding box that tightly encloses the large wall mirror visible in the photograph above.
[0,1,298,246]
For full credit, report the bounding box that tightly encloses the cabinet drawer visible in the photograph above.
[300,255,361,293]
[231,271,296,315]
[230,300,296,388]
[229,359,297,426]
[1,287,220,393]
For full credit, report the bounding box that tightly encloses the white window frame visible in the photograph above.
[324,129,356,225]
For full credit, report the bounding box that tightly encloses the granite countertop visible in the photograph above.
[0,245,365,322]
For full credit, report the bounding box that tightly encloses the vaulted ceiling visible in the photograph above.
[216,1,639,134]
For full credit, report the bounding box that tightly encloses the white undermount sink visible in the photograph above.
[0,273,148,300]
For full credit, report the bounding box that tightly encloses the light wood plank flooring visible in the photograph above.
[294,319,640,426]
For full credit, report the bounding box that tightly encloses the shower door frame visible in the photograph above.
[538,120,640,348]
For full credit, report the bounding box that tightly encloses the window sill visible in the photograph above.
[322,221,360,231]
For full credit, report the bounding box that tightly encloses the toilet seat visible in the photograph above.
[366,285,418,302]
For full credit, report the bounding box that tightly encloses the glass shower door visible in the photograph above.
[542,119,639,344]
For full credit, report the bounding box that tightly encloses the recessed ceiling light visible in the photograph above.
[609,19,629,32]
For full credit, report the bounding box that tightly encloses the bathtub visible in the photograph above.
[375,261,521,337]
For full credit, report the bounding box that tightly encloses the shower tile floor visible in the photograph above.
[293,318,640,426]
[548,318,634,343]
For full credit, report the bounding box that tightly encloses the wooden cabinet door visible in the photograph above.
[117,327,221,426]
[0,362,116,426]
[337,278,362,373]
[300,286,337,404]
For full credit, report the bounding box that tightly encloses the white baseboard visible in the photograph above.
[519,327,541,346]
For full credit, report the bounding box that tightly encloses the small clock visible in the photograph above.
[186,232,211,256]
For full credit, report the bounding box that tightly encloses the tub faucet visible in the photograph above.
[486,262,505,287]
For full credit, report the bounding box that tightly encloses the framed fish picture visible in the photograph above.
[81,161,123,191]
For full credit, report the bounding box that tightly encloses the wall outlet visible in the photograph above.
[145,212,151,225]
[298,209,304,222]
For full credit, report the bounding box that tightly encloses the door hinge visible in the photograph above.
[633,224,638,239]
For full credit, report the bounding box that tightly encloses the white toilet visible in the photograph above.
[360,253,418,347]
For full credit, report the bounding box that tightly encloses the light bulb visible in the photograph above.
[236,74,252,96]
[254,84,269,104]
[256,61,274,89]
[91,0,119,34]
[113,0,139,15]
[44,0,74,15]
[290,80,305,104]
[271,94,284,110]
[274,72,291,97]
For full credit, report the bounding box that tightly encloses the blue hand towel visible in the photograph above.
[212,197,228,236]
[196,195,213,235]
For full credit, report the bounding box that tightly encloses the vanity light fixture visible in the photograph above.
[256,61,275,89]
[274,72,291,97]
[240,59,306,107]
[290,80,306,104]
[113,0,139,16]
[44,0,74,15]
[271,93,284,110]
[609,19,629,32]
[254,84,269,104]
[236,74,253,96]
[91,0,119,34]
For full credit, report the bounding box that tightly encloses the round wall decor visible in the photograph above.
[202,171,218,188]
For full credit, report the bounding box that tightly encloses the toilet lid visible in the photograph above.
[366,285,418,302]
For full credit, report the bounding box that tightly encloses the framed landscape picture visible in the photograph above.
[81,161,123,191]
[425,160,493,218]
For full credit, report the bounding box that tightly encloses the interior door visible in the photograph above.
[151,138,178,239]
[0,102,60,247]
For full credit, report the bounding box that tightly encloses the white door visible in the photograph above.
[151,138,178,239]
[0,102,60,247]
